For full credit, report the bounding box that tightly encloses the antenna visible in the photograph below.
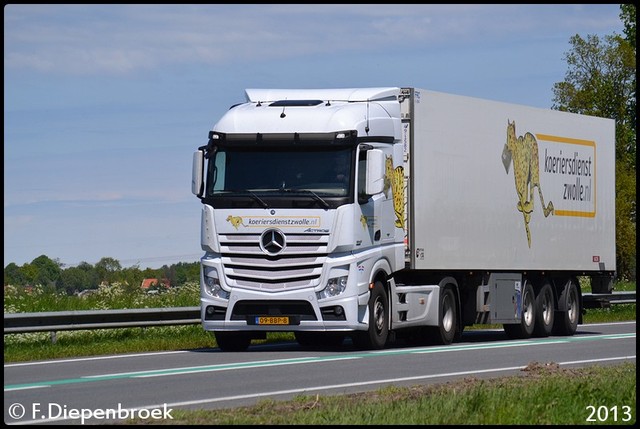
[365,100,370,133]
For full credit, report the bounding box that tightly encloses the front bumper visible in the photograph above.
[201,286,370,332]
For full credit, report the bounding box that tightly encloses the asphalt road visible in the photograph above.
[4,321,636,425]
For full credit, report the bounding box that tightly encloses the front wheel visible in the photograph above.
[503,281,535,339]
[429,286,457,345]
[352,281,389,350]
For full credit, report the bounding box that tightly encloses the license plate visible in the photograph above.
[255,316,290,325]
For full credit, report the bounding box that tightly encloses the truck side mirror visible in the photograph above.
[365,149,385,195]
[192,150,204,197]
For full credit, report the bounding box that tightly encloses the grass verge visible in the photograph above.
[124,361,636,425]
[4,287,635,425]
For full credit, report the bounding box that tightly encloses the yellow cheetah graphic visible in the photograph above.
[360,214,368,229]
[226,215,246,230]
[502,120,554,247]
[384,155,405,230]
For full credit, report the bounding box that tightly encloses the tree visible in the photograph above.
[19,263,39,286]
[4,263,25,286]
[76,261,101,289]
[30,255,63,289]
[620,4,636,134]
[95,257,123,284]
[172,261,200,285]
[120,265,144,290]
[552,5,636,280]
[60,267,91,294]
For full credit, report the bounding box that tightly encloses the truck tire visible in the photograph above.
[214,331,252,352]
[552,279,579,336]
[429,286,457,345]
[352,280,389,350]
[533,282,555,337]
[503,281,535,339]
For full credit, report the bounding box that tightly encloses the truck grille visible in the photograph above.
[230,300,317,320]
[219,232,329,291]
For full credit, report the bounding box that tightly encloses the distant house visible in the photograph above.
[76,289,97,298]
[140,278,171,290]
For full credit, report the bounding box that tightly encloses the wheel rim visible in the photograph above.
[373,298,385,333]
[567,287,578,324]
[442,292,453,332]
[541,289,553,325]
[523,288,534,326]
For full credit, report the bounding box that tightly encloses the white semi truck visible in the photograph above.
[191,87,616,352]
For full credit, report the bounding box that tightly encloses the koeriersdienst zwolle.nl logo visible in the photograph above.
[226,215,321,230]
[502,120,596,247]
[7,402,173,424]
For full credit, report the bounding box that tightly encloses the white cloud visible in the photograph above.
[4,4,623,76]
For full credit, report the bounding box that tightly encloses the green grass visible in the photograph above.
[124,362,636,425]
[4,281,636,425]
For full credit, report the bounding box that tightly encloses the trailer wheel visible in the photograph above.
[552,279,579,336]
[214,331,251,352]
[352,281,389,350]
[503,281,535,339]
[430,286,457,345]
[533,282,555,337]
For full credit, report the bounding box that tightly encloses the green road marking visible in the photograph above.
[4,333,634,391]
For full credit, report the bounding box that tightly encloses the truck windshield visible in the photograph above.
[204,146,354,208]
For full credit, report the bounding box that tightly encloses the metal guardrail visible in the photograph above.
[582,291,637,308]
[3,292,635,335]
[3,307,201,334]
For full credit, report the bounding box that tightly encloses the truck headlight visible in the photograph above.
[203,268,230,299]
[316,275,348,300]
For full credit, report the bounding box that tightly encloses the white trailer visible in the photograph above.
[192,87,616,351]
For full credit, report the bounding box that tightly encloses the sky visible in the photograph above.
[4,4,625,269]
